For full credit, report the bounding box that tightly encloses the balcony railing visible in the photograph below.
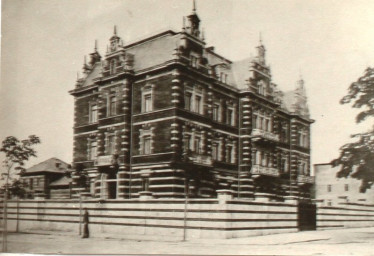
[297,175,315,184]
[186,152,213,166]
[251,165,280,177]
[251,129,279,142]
[94,155,120,166]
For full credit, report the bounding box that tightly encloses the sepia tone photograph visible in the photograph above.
[0,0,374,255]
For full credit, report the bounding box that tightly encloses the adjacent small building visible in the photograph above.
[314,163,374,206]
[20,158,72,199]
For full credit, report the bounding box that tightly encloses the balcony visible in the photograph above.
[251,165,280,177]
[185,152,213,166]
[297,175,315,184]
[94,155,121,166]
[251,129,279,142]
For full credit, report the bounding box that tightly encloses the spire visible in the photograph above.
[83,55,90,73]
[201,27,205,41]
[109,25,121,52]
[186,0,200,37]
[256,33,266,65]
[192,0,196,14]
[90,40,102,66]
[182,16,186,31]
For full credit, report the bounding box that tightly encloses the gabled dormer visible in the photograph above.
[248,37,273,99]
[102,26,134,77]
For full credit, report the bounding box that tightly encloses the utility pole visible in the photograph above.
[2,168,10,252]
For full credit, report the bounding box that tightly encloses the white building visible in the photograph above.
[314,163,374,206]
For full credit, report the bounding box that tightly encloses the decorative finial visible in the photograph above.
[114,25,117,36]
[201,27,205,41]
[94,40,98,51]
[259,32,263,45]
[193,0,196,13]
[183,16,186,31]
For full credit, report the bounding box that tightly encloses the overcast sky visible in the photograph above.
[1,0,374,170]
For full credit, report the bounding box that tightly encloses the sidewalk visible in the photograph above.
[12,226,372,244]
[1,226,373,255]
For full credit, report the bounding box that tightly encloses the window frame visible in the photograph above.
[89,103,98,123]
[106,134,116,155]
[141,84,154,113]
[142,135,152,155]
[89,140,98,160]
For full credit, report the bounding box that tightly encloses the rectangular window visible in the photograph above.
[281,126,288,143]
[143,136,152,155]
[227,109,233,126]
[109,96,116,116]
[30,178,33,189]
[185,92,192,111]
[212,104,220,121]
[90,104,98,123]
[226,146,233,163]
[212,143,218,160]
[89,141,97,160]
[190,55,198,68]
[327,185,332,192]
[183,135,192,152]
[194,95,201,114]
[143,93,152,112]
[194,137,201,154]
[253,115,258,129]
[265,119,269,131]
[345,184,349,192]
[107,135,115,155]
[280,159,286,173]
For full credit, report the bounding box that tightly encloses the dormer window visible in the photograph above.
[109,59,117,74]
[219,73,228,83]
[190,52,199,68]
[258,81,266,96]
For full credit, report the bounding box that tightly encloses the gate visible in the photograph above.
[297,202,316,231]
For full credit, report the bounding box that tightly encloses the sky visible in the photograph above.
[1,0,374,171]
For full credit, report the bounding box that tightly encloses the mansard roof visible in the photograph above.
[75,28,311,119]
[124,31,179,72]
[82,62,102,87]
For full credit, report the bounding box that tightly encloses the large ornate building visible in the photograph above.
[69,5,314,200]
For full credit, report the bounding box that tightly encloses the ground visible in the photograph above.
[1,227,374,255]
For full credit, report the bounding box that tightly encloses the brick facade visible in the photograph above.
[69,7,314,200]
